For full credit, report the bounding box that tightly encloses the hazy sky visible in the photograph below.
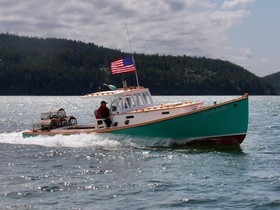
[0,0,279,76]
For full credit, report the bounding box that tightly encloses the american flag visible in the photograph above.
[111,56,136,74]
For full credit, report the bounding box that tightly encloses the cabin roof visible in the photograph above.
[82,86,149,99]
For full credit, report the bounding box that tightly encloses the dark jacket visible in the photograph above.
[97,106,110,119]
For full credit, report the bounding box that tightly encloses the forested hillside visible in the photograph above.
[263,72,280,94]
[0,33,277,95]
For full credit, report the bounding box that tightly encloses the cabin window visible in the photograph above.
[135,93,145,106]
[121,96,136,109]
[142,93,148,104]
[142,92,153,105]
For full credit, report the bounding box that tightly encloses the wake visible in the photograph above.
[0,132,122,149]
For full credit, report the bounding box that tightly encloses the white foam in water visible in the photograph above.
[0,132,121,149]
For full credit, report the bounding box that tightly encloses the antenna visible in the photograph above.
[125,24,133,55]
[125,24,140,87]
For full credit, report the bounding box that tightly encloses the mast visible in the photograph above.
[125,24,140,87]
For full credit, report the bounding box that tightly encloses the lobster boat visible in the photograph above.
[22,85,249,146]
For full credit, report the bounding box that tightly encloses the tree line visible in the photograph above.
[0,33,278,95]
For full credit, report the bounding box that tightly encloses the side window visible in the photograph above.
[142,92,153,105]
[141,93,147,104]
[121,96,136,109]
[136,93,145,106]
[126,96,136,108]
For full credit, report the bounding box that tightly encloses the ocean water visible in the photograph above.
[0,95,280,209]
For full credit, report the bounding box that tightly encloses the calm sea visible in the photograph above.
[0,95,279,209]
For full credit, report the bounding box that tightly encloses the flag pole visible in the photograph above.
[125,24,140,87]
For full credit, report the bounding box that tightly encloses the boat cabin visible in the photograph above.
[83,86,155,114]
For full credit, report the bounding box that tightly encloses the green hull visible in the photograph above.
[112,96,248,145]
